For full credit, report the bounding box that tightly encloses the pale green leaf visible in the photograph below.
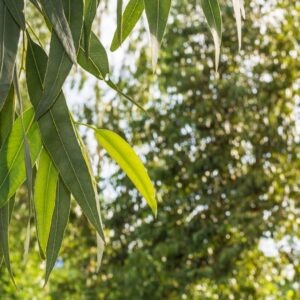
[0,108,42,208]
[200,0,222,71]
[111,0,144,51]
[34,149,59,255]
[144,0,171,69]
[232,0,242,50]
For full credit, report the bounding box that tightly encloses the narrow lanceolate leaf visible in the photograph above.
[116,0,123,47]
[26,37,104,239]
[45,179,70,284]
[34,149,59,255]
[78,34,146,113]
[0,1,20,110]
[0,108,42,208]
[83,0,100,55]
[39,0,77,64]
[0,197,16,286]
[92,128,157,216]
[240,0,245,19]
[14,68,33,202]
[232,0,242,50]
[144,0,171,70]
[35,0,84,119]
[200,0,222,71]
[110,0,144,51]
[3,0,25,30]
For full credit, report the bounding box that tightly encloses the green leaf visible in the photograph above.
[89,127,157,216]
[26,37,105,240]
[200,0,222,71]
[0,0,20,110]
[83,0,100,55]
[3,0,25,30]
[116,0,123,48]
[0,108,42,208]
[35,0,84,119]
[110,0,144,51]
[78,31,109,80]
[232,0,242,50]
[45,178,70,284]
[0,197,16,286]
[144,0,171,69]
[34,149,59,256]
[39,0,77,64]
[78,34,146,113]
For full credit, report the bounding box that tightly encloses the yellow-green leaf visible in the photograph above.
[93,128,157,216]
[34,148,59,255]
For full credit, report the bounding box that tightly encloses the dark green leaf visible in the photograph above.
[144,0,171,69]
[3,0,25,29]
[0,0,20,110]
[34,149,59,255]
[200,0,222,70]
[0,197,16,286]
[110,0,144,51]
[83,0,100,55]
[45,178,70,284]
[35,0,84,119]
[0,108,42,208]
[26,37,105,239]
[116,0,123,47]
[39,0,77,64]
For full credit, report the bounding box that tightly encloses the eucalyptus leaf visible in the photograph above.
[35,0,83,119]
[83,0,100,55]
[110,0,144,51]
[200,0,222,71]
[0,108,42,208]
[34,149,59,255]
[45,178,70,284]
[3,0,25,29]
[0,0,20,110]
[26,37,105,239]
[116,0,123,47]
[83,126,157,216]
[144,0,171,69]
[232,0,242,50]
[39,0,77,64]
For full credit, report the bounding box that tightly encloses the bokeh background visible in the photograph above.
[1,0,300,299]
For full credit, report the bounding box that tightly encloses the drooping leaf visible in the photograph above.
[232,0,242,50]
[200,0,222,71]
[0,108,42,208]
[86,126,157,216]
[83,0,100,55]
[35,0,84,119]
[144,0,171,69]
[34,149,59,256]
[78,34,146,112]
[3,0,25,30]
[39,0,77,64]
[13,67,33,202]
[45,178,70,284]
[0,197,16,286]
[26,37,104,239]
[0,0,20,110]
[110,0,144,51]
[116,0,123,47]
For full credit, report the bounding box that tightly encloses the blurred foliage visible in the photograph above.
[1,0,300,299]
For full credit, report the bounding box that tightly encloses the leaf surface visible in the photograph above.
[200,0,222,71]
[26,37,104,239]
[0,108,42,208]
[144,0,171,69]
[34,149,59,255]
[3,0,25,29]
[111,0,144,51]
[91,127,157,216]
[35,0,83,119]
[0,1,20,110]
[45,178,70,284]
